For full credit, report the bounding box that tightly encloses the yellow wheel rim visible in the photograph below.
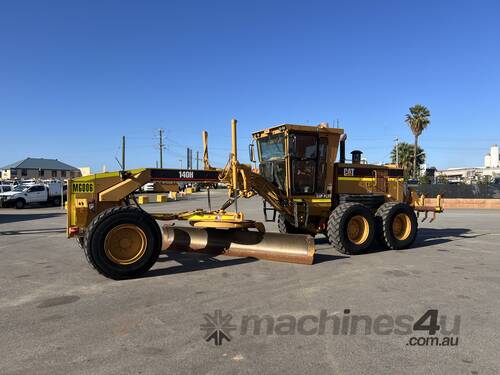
[104,224,147,265]
[346,215,369,245]
[392,213,412,241]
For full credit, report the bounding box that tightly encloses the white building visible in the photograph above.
[484,144,499,168]
[1,158,81,181]
[438,144,500,183]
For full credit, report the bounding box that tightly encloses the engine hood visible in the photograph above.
[0,191,22,198]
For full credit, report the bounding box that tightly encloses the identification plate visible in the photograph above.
[72,182,95,194]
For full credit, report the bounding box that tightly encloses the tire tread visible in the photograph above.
[83,206,161,279]
[375,202,417,250]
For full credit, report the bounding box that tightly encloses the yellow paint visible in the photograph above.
[392,213,412,241]
[104,224,147,265]
[169,191,177,200]
[347,215,370,245]
[137,196,149,204]
[75,199,88,208]
[72,168,146,182]
[338,177,375,182]
[294,198,330,203]
[187,213,243,222]
[185,187,193,194]
[99,170,150,202]
[156,195,168,203]
[71,181,95,194]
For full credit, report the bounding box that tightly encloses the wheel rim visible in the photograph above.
[104,224,147,265]
[392,213,412,241]
[346,215,369,245]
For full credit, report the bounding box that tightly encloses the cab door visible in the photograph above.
[27,186,46,203]
[289,133,317,194]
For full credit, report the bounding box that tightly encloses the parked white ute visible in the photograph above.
[0,182,64,209]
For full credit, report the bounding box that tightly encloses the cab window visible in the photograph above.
[316,137,328,192]
[290,134,317,194]
[258,134,285,161]
[28,186,45,192]
[290,134,317,159]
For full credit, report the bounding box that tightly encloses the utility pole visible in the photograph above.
[394,138,399,167]
[158,129,164,168]
[186,148,193,169]
[178,159,183,169]
[196,151,200,170]
[121,136,126,170]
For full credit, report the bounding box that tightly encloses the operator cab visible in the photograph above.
[252,124,343,197]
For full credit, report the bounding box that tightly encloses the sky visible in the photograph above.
[1,0,499,172]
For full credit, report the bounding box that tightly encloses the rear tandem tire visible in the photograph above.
[83,206,162,279]
[375,202,418,250]
[327,203,375,255]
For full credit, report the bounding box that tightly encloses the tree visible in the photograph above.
[436,175,449,184]
[391,142,425,179]
[405,104,431,178]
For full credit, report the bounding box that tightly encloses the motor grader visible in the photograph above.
[67,119,442,279]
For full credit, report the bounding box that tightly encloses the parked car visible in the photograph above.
[0,184,12,193]
[0,182,64,209]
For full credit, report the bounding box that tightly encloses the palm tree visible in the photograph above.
[391,142,425,179]
[405,104,431,178]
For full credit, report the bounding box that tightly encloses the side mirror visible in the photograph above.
[248,144,256,163]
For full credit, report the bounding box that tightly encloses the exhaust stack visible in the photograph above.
[339,133,347,163]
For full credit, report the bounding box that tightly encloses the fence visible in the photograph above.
[410,184,500,199]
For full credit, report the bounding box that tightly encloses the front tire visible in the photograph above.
[375,202,418,250]
[327,203,375,254]
[15,199,25,209]
[75,237,84,249]
[84,206,162,279]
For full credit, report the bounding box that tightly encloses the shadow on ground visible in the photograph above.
[314,253,349,263]
[314,227,480,255]
[0,212,65,225]
[0,227,67,236]
[413,227,482,248]
[149,240,347,277]
[143,252,258,278]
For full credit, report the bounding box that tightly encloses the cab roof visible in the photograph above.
[252,123,344,138]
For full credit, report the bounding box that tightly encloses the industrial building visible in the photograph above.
[438,145,500,183]
[1,158,82,181]
[484,144,499,169]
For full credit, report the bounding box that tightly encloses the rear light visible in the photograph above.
[69,226,80,236]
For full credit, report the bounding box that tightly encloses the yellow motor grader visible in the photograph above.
[67,119,442,279]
